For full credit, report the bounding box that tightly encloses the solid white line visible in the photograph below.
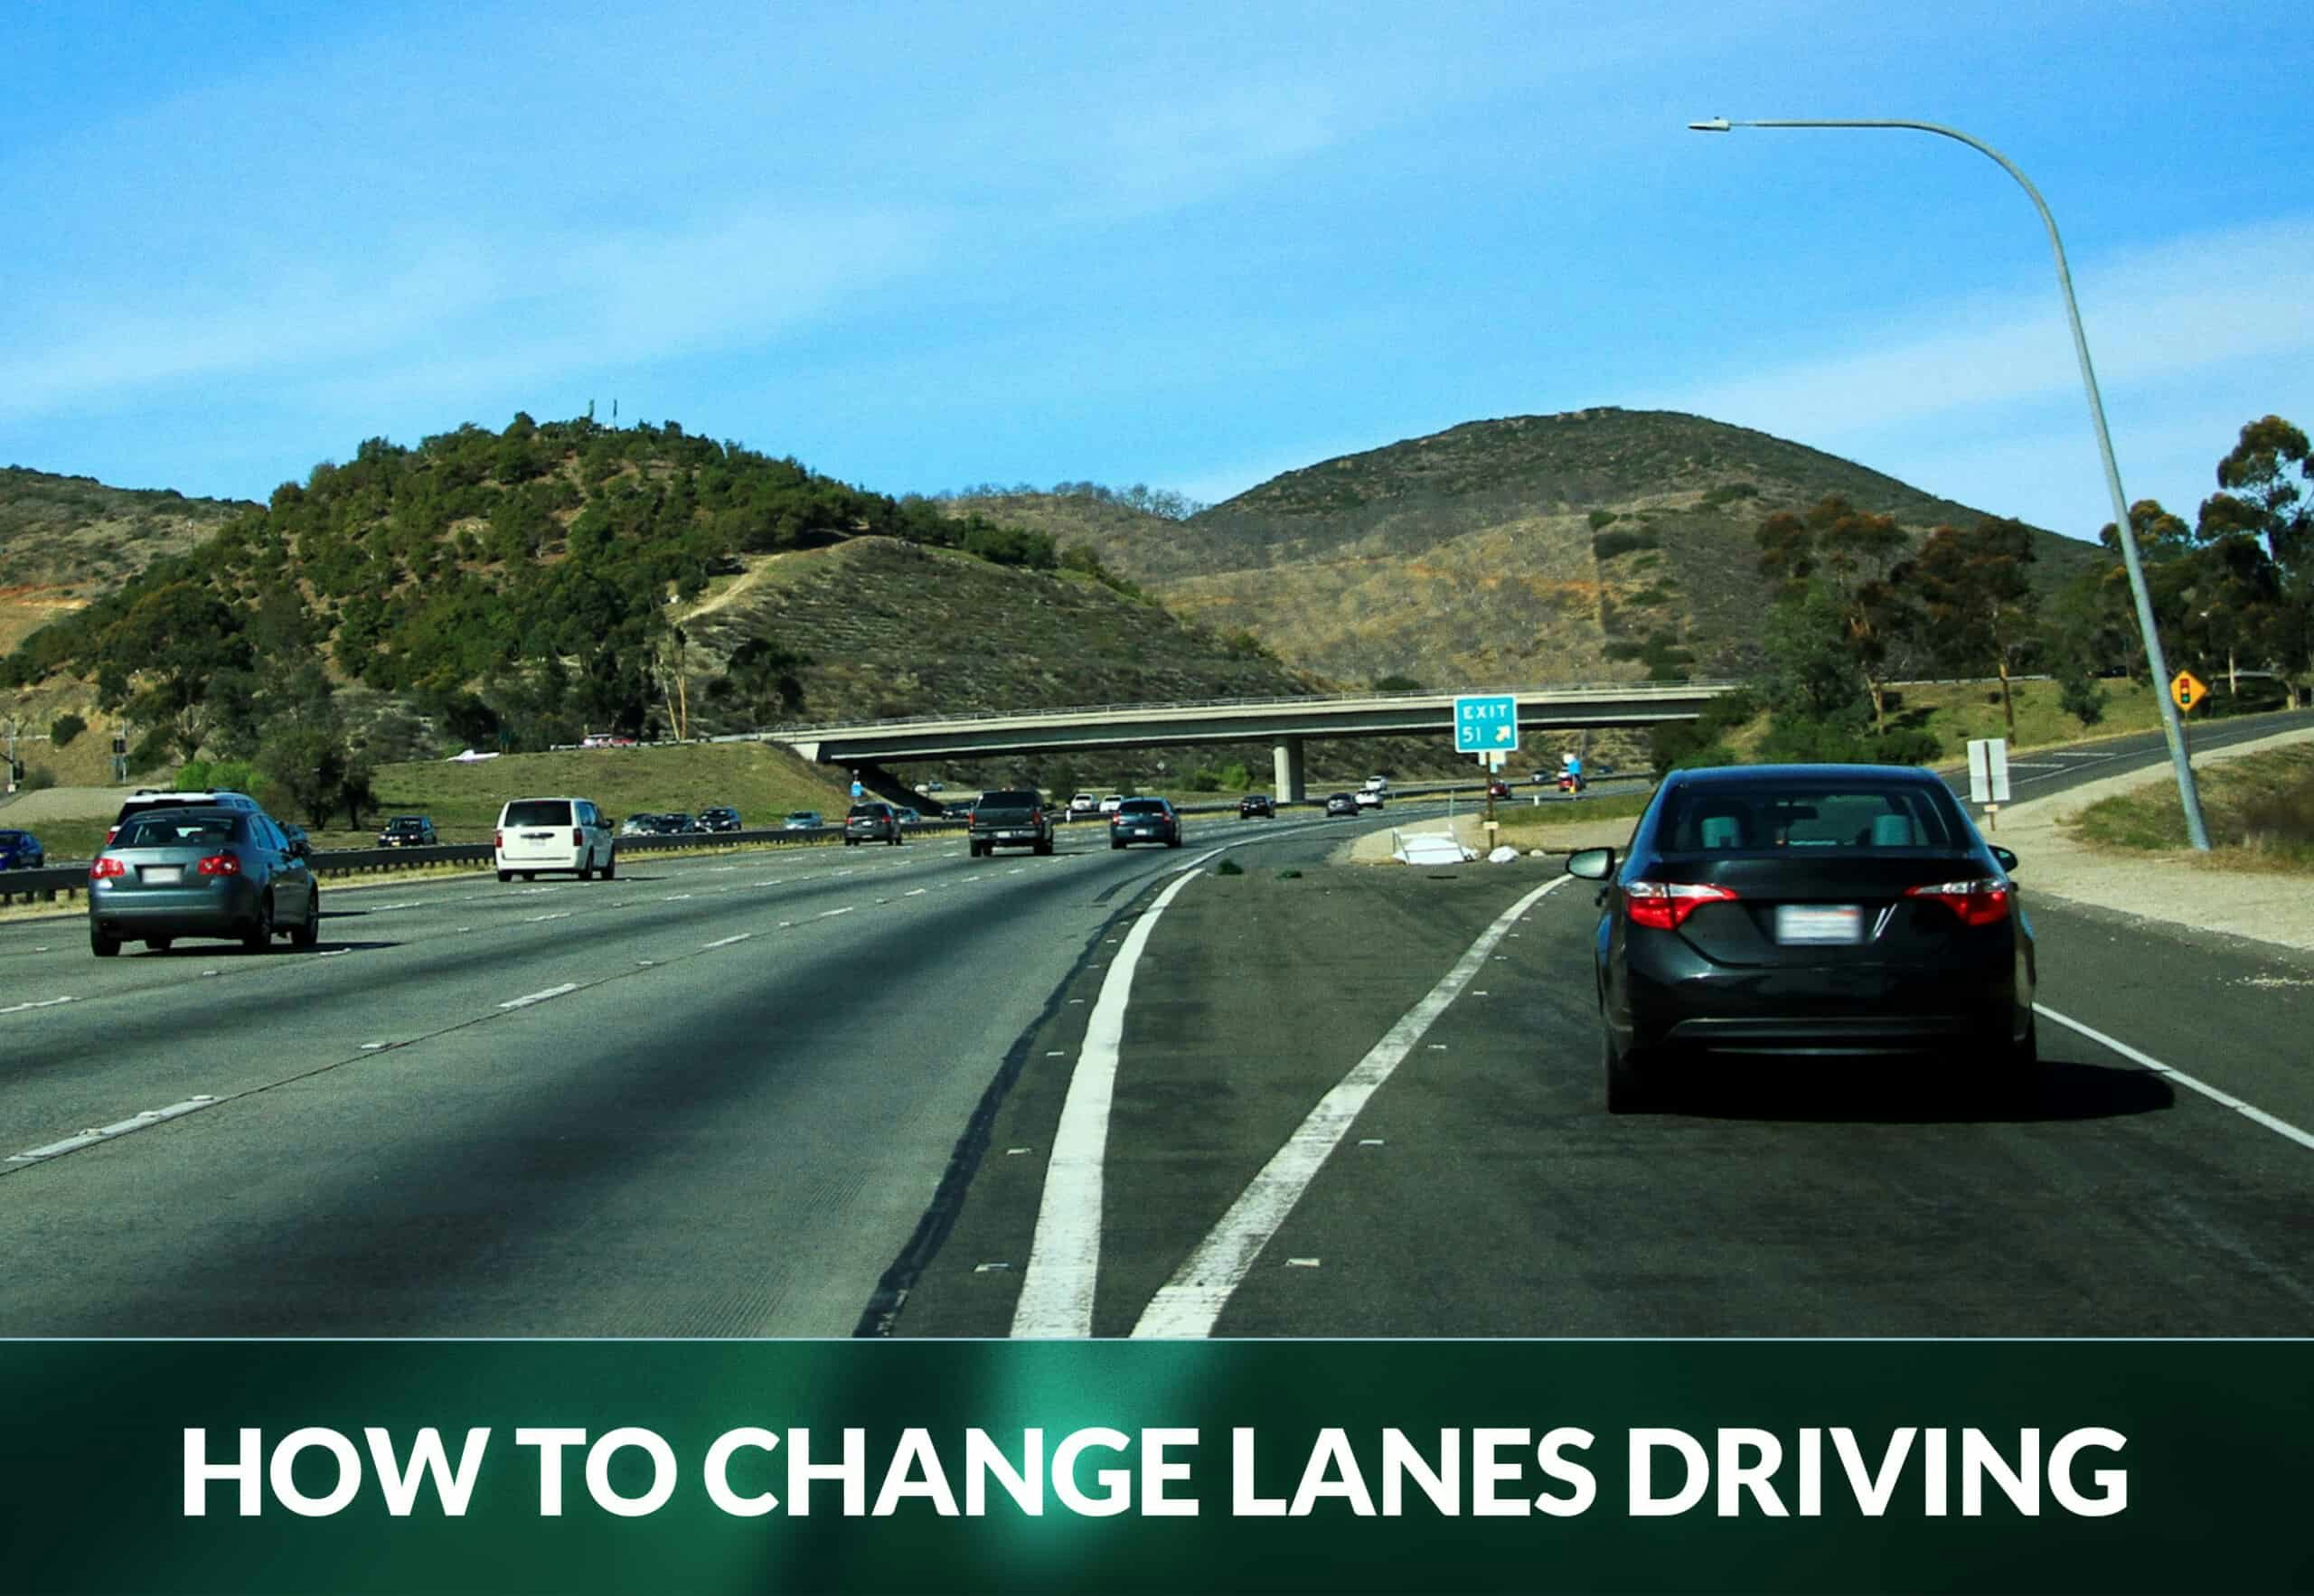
[498,982,579,1010]
[1011,862,1214,1338]
[9,1096,221,1164]
[0,996,73,1017]
[701,933,752,949]
[1132,874,1574,1338]
[2035,1003,2314,1151]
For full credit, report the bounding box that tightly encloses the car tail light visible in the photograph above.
[90,857,127,880]
[1904,878,2011,926]
[1625,880,1739,931]
[494,830,503,850]
[196,853,241,877]
[106,826,119,845]
[572,827,584,846]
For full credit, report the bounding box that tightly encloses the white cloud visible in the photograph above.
[0,204,939,424]
[1645,215,2314,440]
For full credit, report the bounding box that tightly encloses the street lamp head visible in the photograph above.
[1687,117,1733,133]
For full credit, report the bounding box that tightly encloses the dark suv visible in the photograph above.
[377,815,437,848]
[969,790,1053,857]
[700,805,742,833]
[844,803,903,846]
[1109,796,1182,850]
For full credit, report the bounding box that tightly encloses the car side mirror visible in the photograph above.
[1565,847,1615,881]
[1991,845,2018,876]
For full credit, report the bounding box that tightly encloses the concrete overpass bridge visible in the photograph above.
[740,681,1741,801]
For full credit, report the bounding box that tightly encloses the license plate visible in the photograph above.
[140,865,182,885]
[1776,905,1861,945]
[522,831,553,840]
[1002,831,1030,839]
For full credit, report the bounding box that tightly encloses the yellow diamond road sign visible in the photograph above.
[2171,671,2208,713]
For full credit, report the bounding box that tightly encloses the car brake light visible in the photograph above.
[196,853,241,877]
[572,827,584,846]
[1626,880,1738,931]
[90,857,127,880]
[494,830,503,850]
[106,827,118,845]
[1904,879,2011,926]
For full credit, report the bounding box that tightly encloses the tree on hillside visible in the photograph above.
[1754,494,1916,730]
[1915,518,2038,733]
[91,580,253,761]
[2198,415,2313,705]
[714,635,811,725]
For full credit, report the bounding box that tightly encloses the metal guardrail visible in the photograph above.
[0,821,972,909]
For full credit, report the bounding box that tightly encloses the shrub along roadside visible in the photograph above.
[2068,743,2314,872]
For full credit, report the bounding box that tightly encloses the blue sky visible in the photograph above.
[3,1,2308,544]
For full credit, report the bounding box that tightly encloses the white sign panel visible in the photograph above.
[1967,738,2010,804]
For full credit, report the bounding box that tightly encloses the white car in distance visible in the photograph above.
[494,797,616,882]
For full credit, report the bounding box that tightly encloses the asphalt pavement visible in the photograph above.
[0,809,1374,1335]
[4,737,2308,1341]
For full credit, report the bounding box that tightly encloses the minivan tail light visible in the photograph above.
[494,830,503,851]
[196,854,240,877]
[1904,879,2011,926]
[90,857,127,880]
[1625,879,1738,931]
[572,828,583,847]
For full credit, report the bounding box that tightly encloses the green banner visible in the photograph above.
[1,1341,2303,1593]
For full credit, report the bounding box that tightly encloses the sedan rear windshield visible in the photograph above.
[113,813,243,850]
[1118,800,1167,814]
[503,801,573,827]
[980,791,1040,808]
[1657,782,1966,851]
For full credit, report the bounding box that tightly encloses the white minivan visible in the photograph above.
[494,796,615,882]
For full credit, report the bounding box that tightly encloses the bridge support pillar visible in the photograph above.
[1272,737,1306,803]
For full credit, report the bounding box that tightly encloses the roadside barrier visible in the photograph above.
[0,821,972,909]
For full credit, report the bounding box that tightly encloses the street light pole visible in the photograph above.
[1687,116,2212,850]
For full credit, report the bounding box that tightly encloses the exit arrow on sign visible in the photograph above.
[1493,725,1514,744]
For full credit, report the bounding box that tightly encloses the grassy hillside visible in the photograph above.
[961,409,2102,693]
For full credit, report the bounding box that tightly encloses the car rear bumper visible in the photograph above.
[1623,957,2022,1056]
[495,849,587,871]
[91,879,262,933]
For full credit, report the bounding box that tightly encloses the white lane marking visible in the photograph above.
[702,933,753,950]
[498,982,579,1010]
[9,1096,221,1164]
[663,894,693,902]
[905,888,927,897]
[360,1042,390,1051]
[526,911,573,923]
[316,949,349,959]
[1132,875,1573,1338]
[1008,868,1026,876]
[0,996,73,1017]
[1011,864,1212,1339]
[2036,1003,2314,1151]
[817,906,855,920]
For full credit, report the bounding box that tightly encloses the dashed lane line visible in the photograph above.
[0,996,73,1017]
[8,1097,222,1165]
[702,933,753,950]
[1130,873,1575,1339]
[498,982,580,1010]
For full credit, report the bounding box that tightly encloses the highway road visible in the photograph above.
[2,728,2309,1338]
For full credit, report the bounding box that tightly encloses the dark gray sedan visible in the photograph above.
[89,807,319,956]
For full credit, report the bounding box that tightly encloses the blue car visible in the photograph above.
[0,829,44,870]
